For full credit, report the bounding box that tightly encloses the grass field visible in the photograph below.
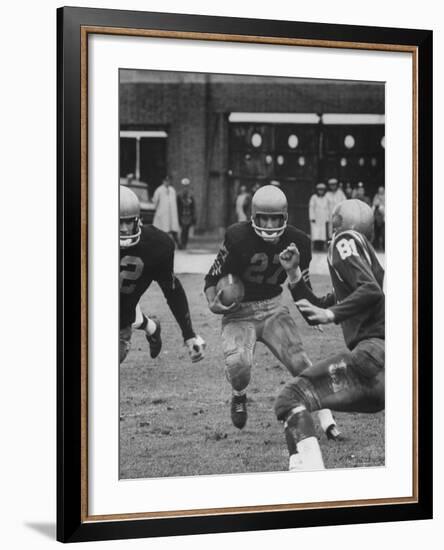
[119,273,385,479]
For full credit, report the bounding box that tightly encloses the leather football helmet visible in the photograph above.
[332,198,374,240]
[120,185,142,248]
[251,184,288,242]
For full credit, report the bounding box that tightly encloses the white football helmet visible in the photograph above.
[251,185,288,242]
[120,186,142,248]
[332,199,374,240]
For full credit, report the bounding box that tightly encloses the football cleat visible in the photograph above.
[145,317,162,358]
[325,424,343,441]
[231,394,248,429]
[251,185,288,242]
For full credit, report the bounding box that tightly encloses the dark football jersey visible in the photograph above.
[289,229,384,350]
[327,229,385,349]
[120,225,174,328]
[204,222,312,302]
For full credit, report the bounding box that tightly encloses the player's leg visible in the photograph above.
[274,342,384,470]
[261,306,340,440]
[181,224,190,249]
[132,303,162,359]
[119,326,132,364]
[222,319,257,429]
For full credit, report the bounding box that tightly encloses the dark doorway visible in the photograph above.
[139,137,168,198]
[120,138,137,179]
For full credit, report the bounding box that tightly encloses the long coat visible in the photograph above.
[152,184,180,233]
[309,194,330,241]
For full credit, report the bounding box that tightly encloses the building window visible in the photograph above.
[288,134,299,149]
[277,155,284,165]
[381,136,385,148]
[344,134,355,149]
[298,156,306,166]
[251,132,262,147]
[340,157,347,167]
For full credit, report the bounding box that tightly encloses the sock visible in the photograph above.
[289,454,303,471]
[145,317,157,336]
[317,409,336,433]
[133,313,157,335]
[232,388,247,397]
[284,406,325,471]
[297,437,325,471]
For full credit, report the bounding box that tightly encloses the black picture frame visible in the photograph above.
[57,6,433,543]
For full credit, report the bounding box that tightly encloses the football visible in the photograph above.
[216,274,245,306]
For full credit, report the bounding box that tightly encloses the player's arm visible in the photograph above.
[204,236,240,314]
[279,243,336,312]
[156,254,205,362]
[327,238,384,324]
[298,233,314,290]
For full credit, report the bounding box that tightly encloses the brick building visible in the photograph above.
[120,70,384,234]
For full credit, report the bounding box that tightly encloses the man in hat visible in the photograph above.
[177,177,197,249]
[309,182,329,251]
[353,181,371,206]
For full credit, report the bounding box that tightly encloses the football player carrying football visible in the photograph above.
[204,185,339,437]
[275,199,384,471]
[120,186,205,364]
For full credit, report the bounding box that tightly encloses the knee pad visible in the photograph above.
[274,376,319,421]
[224,348,253,391]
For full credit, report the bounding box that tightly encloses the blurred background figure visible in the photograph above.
[251,182,261,195]
[309,182,329,251]
[353,181,371,206]
[244,182,261,219]
[153,175,180,247]
[372,186,385,251]
[235,184,251,222]
[344,182,354,199]
[177,177,197,250]
[326,177,346,238]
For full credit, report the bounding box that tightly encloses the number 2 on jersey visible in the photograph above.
[243,253,285,284]
[120,255,144,294]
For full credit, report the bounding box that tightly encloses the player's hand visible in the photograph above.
[185,335,206,363]
[208,289,240,315]
[279,242,300,271]
[279,243,302,284]
[295,299,335,325]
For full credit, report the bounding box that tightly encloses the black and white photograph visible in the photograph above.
[118,69,386,480]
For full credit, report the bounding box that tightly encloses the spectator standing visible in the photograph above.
[353,181,371,206]
[326,178,346,238]
[244,182,261,219]
[152,175,180,247]
[235,184,251,222]
[344,182,353,199]
[309,182,329,251]
[372,186,385,250]
[177,178,197,250]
